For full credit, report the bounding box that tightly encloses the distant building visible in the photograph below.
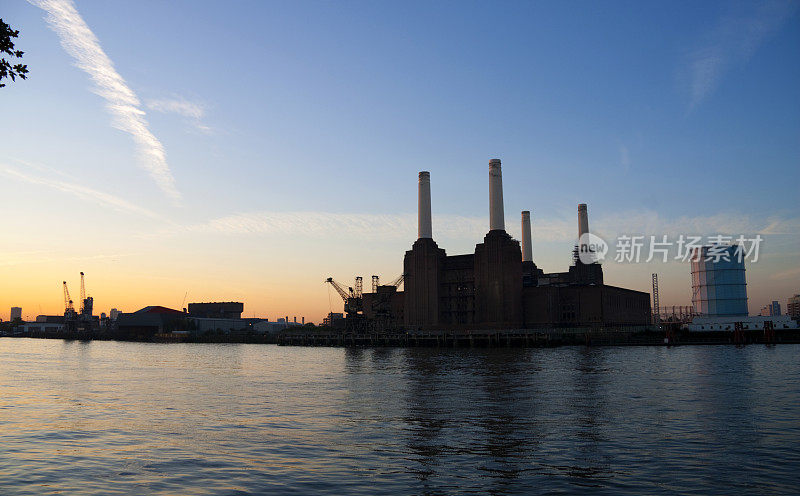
[21,322,64,334]
[35,315,65,324]
[190,317,248,334]
[109,308,120,320]
[322,312,344,326]
[187,302,243,319]
[81,296,93,318]
[760,301,781,317]
[788,295,800,321]
[10,307,22,321]
[116,306,187,339]
[253,320,299,335]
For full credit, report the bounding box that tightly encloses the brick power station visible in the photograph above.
[360,159,651,331]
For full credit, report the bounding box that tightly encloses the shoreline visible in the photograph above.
[277,327,800,347]
[4,327,800,348]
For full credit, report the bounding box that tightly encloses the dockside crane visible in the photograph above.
[79,271,93,318]
[325,277,364,317]
[79,271,86,313]
[63,280,78,333]
[61,273,94,335]
[63,281,75,316]
[325,277,351,300]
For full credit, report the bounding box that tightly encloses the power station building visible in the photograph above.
[368,159,651,331]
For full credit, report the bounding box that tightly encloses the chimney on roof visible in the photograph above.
[578,203,589,239]
[521,210,533,262]
[489,159,505,232]
[418,171,432,239]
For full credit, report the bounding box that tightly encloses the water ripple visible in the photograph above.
[1,340,799,495]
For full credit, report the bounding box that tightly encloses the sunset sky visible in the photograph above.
[2,0,799,322]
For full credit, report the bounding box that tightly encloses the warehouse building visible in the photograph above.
[187,302,244,319]
[115,306,188,339]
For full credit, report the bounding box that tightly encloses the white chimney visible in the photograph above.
[418,171,432,239]
[521,210,533,262]
[489,159,504,231]
[578,203,589,238]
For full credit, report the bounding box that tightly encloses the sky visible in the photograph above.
[1,0,799,322]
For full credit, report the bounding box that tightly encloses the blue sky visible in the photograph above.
[1,0,799,321]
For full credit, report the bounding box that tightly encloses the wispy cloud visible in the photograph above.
[187,211,418,239]
[182,210,800,244]
[591,211,800,241]
[146,97,212,134]
[0,251,133,267]
[0,163,164,220]
[147,98,204,120]
[28,0,181,201]
[686,0,797,109]
[181,211,580,242]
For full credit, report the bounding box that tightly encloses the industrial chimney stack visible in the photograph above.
[418,171,432,239]
[474,158,523,328]
[489,159,505,232]
[405,170,445,328]
[521,210,533,262]
[578,203,589,238]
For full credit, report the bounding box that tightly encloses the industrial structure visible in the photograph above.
[687,246,798,331]
[327,159,651,332]
[362,275,404,330]
[652,274,660,328]
[61,272,98,334]
[690,246,748,317]
[657,306,696,324]
[324,277,364,322]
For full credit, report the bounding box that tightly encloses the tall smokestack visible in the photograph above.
[521,211,533,262]
[489,159,504,231]
[578,203,589,238]
[418,171,432,239]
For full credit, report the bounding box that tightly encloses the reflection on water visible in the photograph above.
[1,339,799,495]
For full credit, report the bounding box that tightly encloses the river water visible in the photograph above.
[1,338,798,495]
